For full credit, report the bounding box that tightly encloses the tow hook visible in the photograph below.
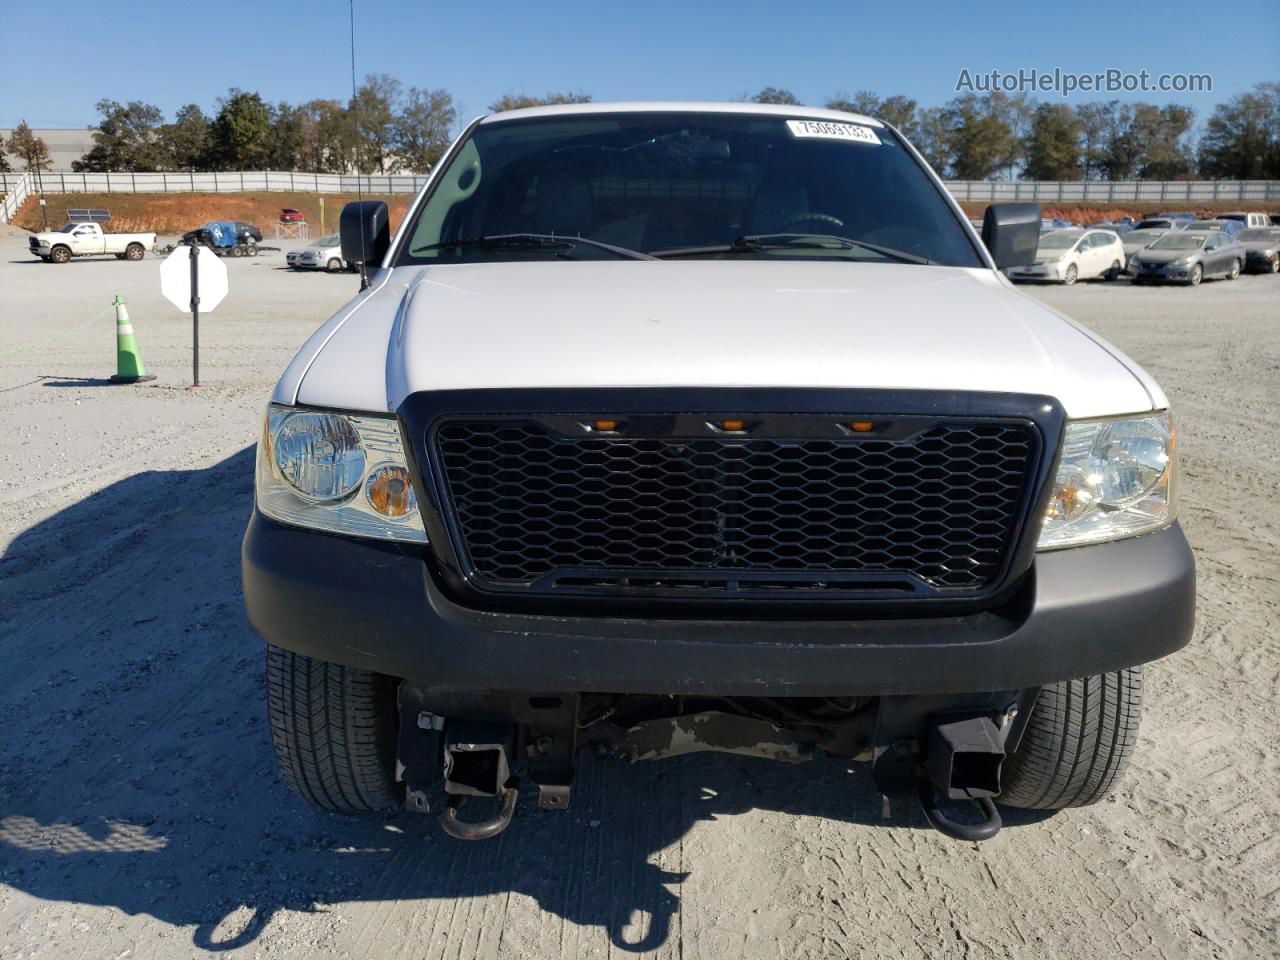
[438,721,520,841]
[916,714,1005,842]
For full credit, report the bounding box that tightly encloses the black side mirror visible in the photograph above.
[340,200,391,269]
[981,203,1041,269]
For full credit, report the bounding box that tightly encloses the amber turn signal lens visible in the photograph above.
[720,419,745,432]
[593,419,618,432]
[365,464,417,519]
[849,421,874,432]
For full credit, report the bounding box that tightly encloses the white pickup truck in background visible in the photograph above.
[29,222,157,263]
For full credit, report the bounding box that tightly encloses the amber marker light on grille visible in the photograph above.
[849,421,875,432]
[593,419,619,432]
[719,419,746,432]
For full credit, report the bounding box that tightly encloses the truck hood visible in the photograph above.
[288,261,1158,419]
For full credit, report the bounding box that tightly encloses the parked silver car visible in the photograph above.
[1129,230,1245,286]
[285,235,350,272]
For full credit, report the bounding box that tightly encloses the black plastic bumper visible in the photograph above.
[241,511,1195,696]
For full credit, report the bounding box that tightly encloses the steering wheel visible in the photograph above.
[782,212,846,230]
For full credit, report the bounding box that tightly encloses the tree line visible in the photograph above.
[750,83,1279,180]
[4,79,1276,179]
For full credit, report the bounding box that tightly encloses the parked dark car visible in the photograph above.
[1133,218,1180,231]
[182,221,262,246]
[1156,211,1196,224]
[280,208,305,223]
[1237,227,1280,273]
[1130,230,1245,285]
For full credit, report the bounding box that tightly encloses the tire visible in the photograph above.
[1062,263,1078,285]
[125,243,145,261]
[1104,260,1121,281]
[1000,667,1142,809]
[1269,256,1279,274]
[247,243,259,257]
[1188,264,1203,286]
[49,245,71,264]
[1226,259,1240,281]
[326,257,343,273]
[230,244,245,258]
[265,644,402,813]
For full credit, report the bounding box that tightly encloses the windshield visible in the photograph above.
[395,112,981,267]
[318,235,340,246]
[1150,233,1206,250]
[1240,229,1280,242]
[1037,231,1081,250]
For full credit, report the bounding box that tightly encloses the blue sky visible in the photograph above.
[3,0,1275,129]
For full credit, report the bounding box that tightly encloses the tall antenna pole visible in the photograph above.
[349,0,370,290]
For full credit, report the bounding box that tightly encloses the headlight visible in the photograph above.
[1037,411,1176,550]
[256,403,427,542]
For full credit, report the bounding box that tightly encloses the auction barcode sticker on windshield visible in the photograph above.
[785,120,881,145]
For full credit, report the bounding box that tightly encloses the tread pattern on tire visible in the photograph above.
[999,667,1142,809]
[266,644,402,813]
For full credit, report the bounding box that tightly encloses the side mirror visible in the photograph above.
[981,203,1041,269]
[340,200,391,268]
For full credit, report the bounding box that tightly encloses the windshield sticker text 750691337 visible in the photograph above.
[785,120,881,145]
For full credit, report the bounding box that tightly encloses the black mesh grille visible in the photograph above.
[432,418,1038,597]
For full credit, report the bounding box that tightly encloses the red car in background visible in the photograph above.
[279,208,305,223]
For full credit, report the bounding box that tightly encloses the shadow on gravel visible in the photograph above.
[0,448,1054,955]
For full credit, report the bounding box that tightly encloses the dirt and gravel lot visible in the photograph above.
[1,239,1277,959]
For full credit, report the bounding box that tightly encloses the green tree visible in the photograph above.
[73,99,164,171]
[1130,103,1195,179]
[349,74,403,172]
[878,95,920,141]
[266,101,306,170]
[941,94,1019,179]
[1074,102,1115,179]
[207,89,273,169]
[912,106,952,172]
[1023,103,1084,180]
[6,121,52,172]
[393,87,456,172]
[749,87,801,105]
[159,104,210,170]
[0,148,11,173]
[825,90,881,115]
[1199,83,1280,179]
[487,92,592,112]
[302,99,356,173]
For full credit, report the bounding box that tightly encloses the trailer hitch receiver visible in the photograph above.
[439,722,519,840]
[918,714,1006,842]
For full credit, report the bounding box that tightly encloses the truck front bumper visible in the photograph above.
[241,511,1195,696]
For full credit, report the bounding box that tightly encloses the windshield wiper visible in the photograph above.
[411,233,657,260]
[650,233,932,265]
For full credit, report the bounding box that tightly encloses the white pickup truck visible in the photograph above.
[243,102,1195,843]
[28,222,156,263]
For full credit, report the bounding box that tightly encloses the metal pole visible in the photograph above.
[189,243,201,387]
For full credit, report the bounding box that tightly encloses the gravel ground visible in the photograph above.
[1,243,1277,959]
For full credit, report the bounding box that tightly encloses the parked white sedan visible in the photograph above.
[286,235,351,272]
[1005,229,1125,284]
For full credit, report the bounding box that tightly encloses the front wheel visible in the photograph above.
[1062,263,1078,285]
[1188,263,1203,286]
[326,257,343,273]
[265,644,402,813]
[1226,259,1240,280]
[1000,667,1142,809]
[49,245,71,264]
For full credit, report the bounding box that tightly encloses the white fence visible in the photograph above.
[947,180,1280,203]
[3,170,1278,223]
